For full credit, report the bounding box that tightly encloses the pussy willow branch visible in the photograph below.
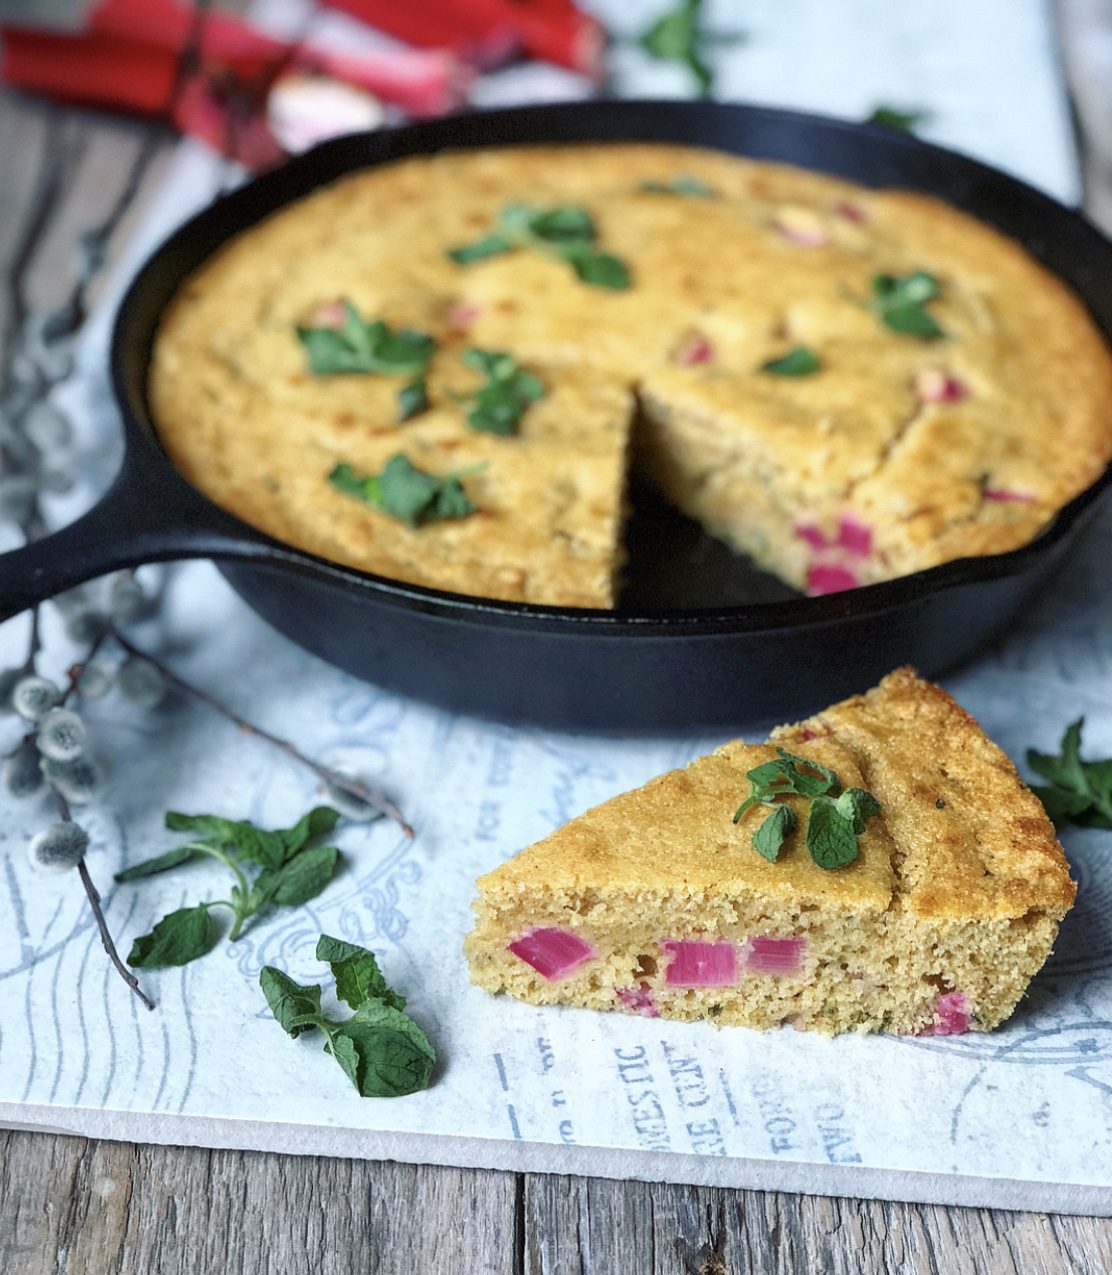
[109,627,414,837]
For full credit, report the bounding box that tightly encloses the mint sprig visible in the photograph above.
[117,807,341,967]
[1027,718,1112,829]
[732,749,880,870]
[261,934,435,1098]
[449,203,631,291]
[297,301,436,421]
[639,176,716,198]
[454,349,545,436]
[867,105,930,134]
[870,271,944,339]
[761,346,821,377]
[329,453,479,528]
[637,0,745,98]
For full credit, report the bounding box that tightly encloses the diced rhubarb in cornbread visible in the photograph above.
[464,669,1075,1036]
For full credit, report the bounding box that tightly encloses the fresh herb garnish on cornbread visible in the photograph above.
[1027,718,1112,828]
[329,454,479,528]
[297,301,436,420]
[117,807,341,967]
[867,105,930,133]
[870,271,944,339]
[761,346,821,377]
[448,203,631,290]
[454,349,545,436]
[733,747,879,868]
[261,934,435,1098]
[639,176,715,197]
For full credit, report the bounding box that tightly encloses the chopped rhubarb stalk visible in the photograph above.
[794,521,829,551]
[447,299,482,329]
[774,207,829,247]
[747,936,807,976]
[984,487,1035,504]
[674,332,715,366]
[931,990,971,1035]
[914,368,967,404]
[837,513,873,557]
[617,984,660,1017]
[833,200,867,224]
[807,564,858,596]
[508,927,595,980]
[798,729,817,741]
[661,939,738,988]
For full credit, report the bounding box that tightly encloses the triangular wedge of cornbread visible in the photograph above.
[465,669,1075,1036]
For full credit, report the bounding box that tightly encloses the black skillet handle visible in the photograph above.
[0,445,270,624]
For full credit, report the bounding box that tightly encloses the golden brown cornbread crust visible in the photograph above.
[150,144,1112,605]
[466,670,1075,1035]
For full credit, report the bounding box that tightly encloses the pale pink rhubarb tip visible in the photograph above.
[661,939,738,988]
[674,332,715,366]
[616,984,660,1017]
[508,927,596,981]
[914,368,968,404]
[836,513,873,558]
[774,206,829,247]
[747,936,807,976]
[310,299,348,329]
[807,564,858,595]
[983,487,1035,504]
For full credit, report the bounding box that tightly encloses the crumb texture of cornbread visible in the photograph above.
[464,669,1075,1036]
[149,144,1112,606]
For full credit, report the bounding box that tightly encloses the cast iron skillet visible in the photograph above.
[1,100,1110,731]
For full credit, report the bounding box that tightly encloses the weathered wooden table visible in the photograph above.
[4,2,1112,1269]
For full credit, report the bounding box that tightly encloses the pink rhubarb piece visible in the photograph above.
[674,332,715,366]
[983,487,1035,504]
[774,207,829,247]
[747,936,807,976]
[508,928,596,980]
[794,521,830,551]
[616,984,660,1017]
[447,299,481,329]
[914,368,967,404]
[930,990,971,1036]
[833,200,867,224]
[807,564,858,596]
[661,939,738,988]
[836,513,873,557]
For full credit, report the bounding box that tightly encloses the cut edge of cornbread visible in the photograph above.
[464,669,1075,1036]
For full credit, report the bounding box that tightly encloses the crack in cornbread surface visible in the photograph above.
[464,669,1075,1035]
[150,144,1112,605]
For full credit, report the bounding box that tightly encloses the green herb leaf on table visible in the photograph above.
[637,0,745,98]
[260,935,435,1098]
[867,105,930,134]
[118,808,342,967]
[639,176,715,197]
[752,804,798,863]
[761,346,821,377]
[457,349,545,436]
[870,272,944,339]
[448,204,631,291]
[329,454,479,528]
[127,904,217,969]
[1027,718,1112,829]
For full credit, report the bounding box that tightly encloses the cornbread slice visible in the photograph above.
[465,669,1075,1035]
[150,144,1112,606]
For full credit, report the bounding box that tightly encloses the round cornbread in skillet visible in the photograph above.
[149,143,1112,607]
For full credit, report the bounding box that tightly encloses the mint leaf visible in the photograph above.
[398,377,428,421]
[637,0,744,98]
[448,232,513,264]
[805,797,860,870]
[279,807,340,861]
[297,302,435,378]
[329,454,479,528]
[773,748,839,797]
[867,105,930,133]
[256,844,339,908]
[565,249,631,290]
[127,904,216,968]
[526,206,596,243]
[835,787,882,833]
[259,967,323,1038]
[317,934,407,1012]
[163,811,285,869]
[1027,718,1112,829]
[752,804,797,862]
[329,1000,436,1098]
[761,347,821,377]
[458,349,545,435]
[114,845,204,881]
[639,176,715,197]
[870,272,944,340]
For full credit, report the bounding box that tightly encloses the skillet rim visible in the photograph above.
[110,97,1112,637]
